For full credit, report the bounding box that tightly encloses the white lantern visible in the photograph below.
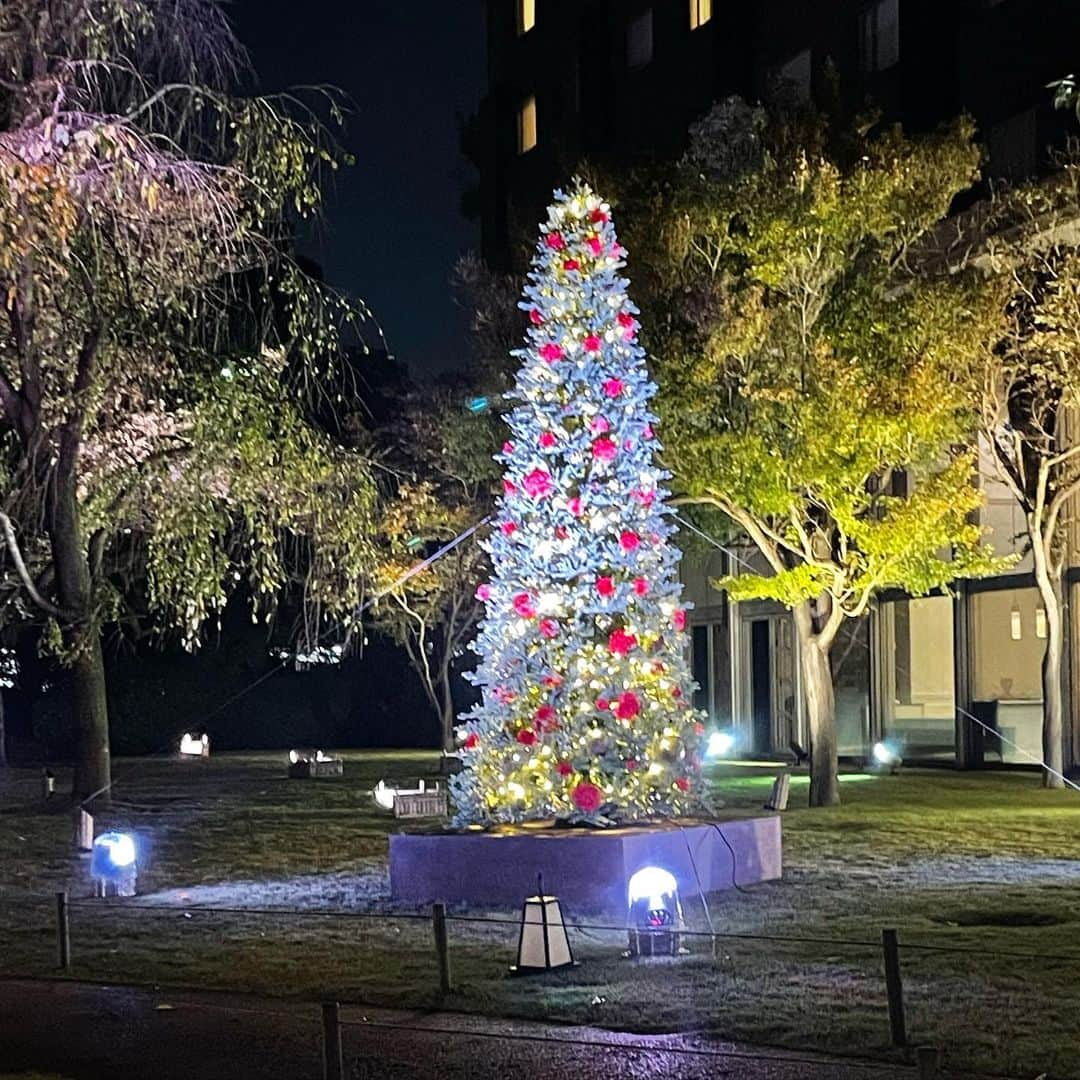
[510,875,575,974]
[626,866,683,957]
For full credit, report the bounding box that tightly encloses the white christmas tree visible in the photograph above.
[451,184,704,827]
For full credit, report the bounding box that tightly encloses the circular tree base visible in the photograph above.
[389,815,781,912]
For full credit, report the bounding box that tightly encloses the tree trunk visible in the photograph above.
[49,471,110,802]
[1032,538,1065,789]
[0,688,7,767]
[438,654,456,754]
[794,601,840,807]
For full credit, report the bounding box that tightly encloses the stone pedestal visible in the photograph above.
[389,816,781,912]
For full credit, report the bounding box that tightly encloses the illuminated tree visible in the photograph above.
[0,1,378,798]
[451,184,703,827]
[628,105,1003,806]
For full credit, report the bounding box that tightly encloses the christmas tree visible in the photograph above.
[451,184,704,827]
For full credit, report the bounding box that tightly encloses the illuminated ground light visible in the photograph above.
[706,730,736,758]
[179,732,209,757]
[372,778,438,811]
[90,831,138,898]
[627,866,683,958]
[872,740,904,773]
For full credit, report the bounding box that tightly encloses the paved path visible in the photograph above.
[0,978,937,1079]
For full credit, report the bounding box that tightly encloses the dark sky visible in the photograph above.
[229,0,484,376]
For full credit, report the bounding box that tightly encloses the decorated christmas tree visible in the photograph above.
[451,184,704,827]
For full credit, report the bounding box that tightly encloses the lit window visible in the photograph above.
[518,95,537,154]
[517,0,535,35]
[627,9,654,69]
[689,0,712,30]
[859,0,900,74]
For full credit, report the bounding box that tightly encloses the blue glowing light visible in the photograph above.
[872,741,903,768]
[706,730,735,758]
[466,396,490,414]
[91,832,137,878]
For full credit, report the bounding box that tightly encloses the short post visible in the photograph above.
[881,927,907,1048]
[432,902,451,994]
[41,768,55,801]
[74,808,94,852]
[916,1046,940,1079]
[321,1001,343,1080]
[56,890,71,971]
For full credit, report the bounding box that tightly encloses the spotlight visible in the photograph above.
[288,749,343,778]
[179,732,209,758]
[872,741,903,773]
[90,831,138,897]
[626,866,683,958]
[706,730,735,758]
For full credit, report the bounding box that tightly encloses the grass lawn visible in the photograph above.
[2,752,1079,1078]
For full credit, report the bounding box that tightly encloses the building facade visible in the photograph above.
[479,0,1080,770]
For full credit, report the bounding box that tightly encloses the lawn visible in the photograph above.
[2,752,1079,1078]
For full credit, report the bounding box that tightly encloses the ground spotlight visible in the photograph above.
[706,730,735,758]
[627,865,683,958]
[872,741,903,774]
[90,831,138,897]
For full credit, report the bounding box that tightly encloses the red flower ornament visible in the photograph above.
[633,577,649,596]
[615,691,640,720]
[589,207,609,224]
[540,342,564,363]
[523,468,553,498]
[534,704,558,732]
[529,307,544,325]
[586,235,603,256]
[539,618,559,639]
[602,378,624,397]
[517,728,538,746]
[556,761,574,777]
[501,521,517,536]
[538,431,557,449]
[625,758,638,771]
[675,777,690,792]
[592,436,617,461]
[545,231,565,251]
[463,733,479,750]
[608,628,637,656]
[571,782,603,814]
[619,530,641,552]
[596,576,616,599]
[584,333,601,352]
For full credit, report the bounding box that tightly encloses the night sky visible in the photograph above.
[229,0,484,377]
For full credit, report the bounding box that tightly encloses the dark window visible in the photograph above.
[627,9,654,70]
[859,0,900,74]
